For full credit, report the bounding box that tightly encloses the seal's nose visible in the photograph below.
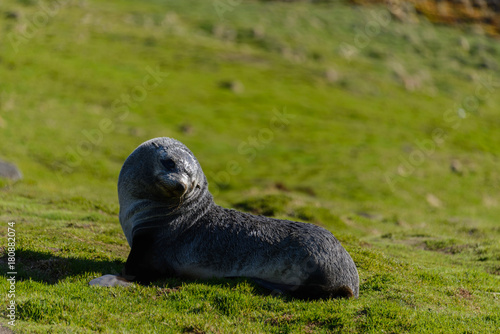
[176,173,190,196]
[175,180,188,195]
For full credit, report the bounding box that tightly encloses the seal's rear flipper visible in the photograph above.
[251,278,354,299]
[89,274,132,287]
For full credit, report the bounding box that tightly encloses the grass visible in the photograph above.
[0,0,500,332]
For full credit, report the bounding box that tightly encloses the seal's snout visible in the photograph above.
[173,173,190,196]
[171,173,201,199]
[154,170,191,199]
[175,178,188,195]
[182,177,200,198]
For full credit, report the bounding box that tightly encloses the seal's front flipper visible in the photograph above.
[89,274,132,287]
[121,230,163,284]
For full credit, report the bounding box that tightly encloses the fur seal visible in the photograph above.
[89,137,359,299]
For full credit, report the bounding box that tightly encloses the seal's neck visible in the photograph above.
[119,186,215,246]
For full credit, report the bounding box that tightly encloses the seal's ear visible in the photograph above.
[121,230,162,284]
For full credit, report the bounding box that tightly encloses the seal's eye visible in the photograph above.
[161,158,176,170]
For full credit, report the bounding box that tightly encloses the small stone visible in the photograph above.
[426,193,442,208]
[459,37,470,52]
[251,25,265,39]
[450,159,463,175]
[89,274,132,287]
[0,160,22,181]
[5,11,18,20]
[325,68,340,83]
[483,196,497,208]
[179,123,193,134]
[219,80,244,94]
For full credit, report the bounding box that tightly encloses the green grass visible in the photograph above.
[1,0,500,332]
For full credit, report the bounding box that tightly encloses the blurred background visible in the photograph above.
[1,0,499,228]
[0,0,500,331]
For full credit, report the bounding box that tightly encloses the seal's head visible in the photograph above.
[118,137,209,245]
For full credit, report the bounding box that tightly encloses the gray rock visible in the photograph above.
[0,325,15,334]
[0,160,22,181]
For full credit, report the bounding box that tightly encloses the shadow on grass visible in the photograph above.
[0,249,286,299]
[0,249,124,284]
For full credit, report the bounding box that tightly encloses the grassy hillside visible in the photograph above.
[1,0,500,332]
